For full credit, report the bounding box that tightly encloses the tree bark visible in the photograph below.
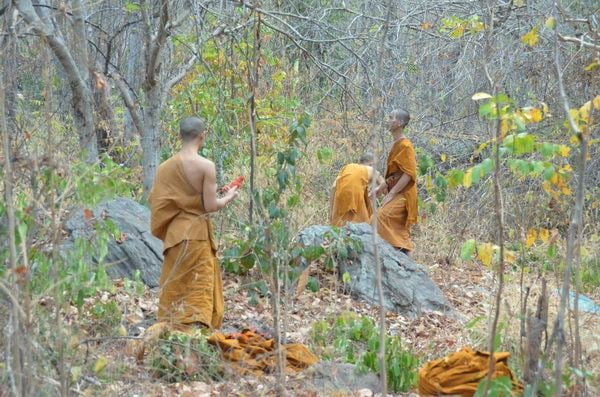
[14,0,98,162]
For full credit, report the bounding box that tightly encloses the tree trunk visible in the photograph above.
[14,0,98,162]
[141,87,163,194]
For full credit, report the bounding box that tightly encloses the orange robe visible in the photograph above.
[418,347,521,396]
[330,163,372,227]
[376,138,418,251]
[149,153,224,329]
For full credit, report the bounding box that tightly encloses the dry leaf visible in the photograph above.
[295,267,311,296]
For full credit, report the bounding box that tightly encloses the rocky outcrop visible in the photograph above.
[298,223,452,317]
[62,198,163,287]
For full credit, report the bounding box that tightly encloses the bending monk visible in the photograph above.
[376,109,418,254]
[330,152,386,227]
[149,116,238,329]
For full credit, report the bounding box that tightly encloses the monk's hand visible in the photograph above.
[224,186,239,203]
[375,183,388,197]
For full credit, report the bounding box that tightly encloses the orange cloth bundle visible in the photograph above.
[208,329,319,376]
[418,347,521,396]
[330,163,372,227]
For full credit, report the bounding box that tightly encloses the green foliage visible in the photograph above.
[309,312,419,393]
[149,331,222,383]
[474,376,513,397]
[89,301,122,333]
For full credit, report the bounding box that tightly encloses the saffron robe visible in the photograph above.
[330,163,372,227]
[418,347,521,396]
[149,153,224,329]
[376,138,418,251]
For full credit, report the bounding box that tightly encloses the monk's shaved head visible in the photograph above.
[180,117,206,141]
[390,109,410,128]
[359,151,375,164]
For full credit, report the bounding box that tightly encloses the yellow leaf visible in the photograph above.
[521,27,539,47]
[526,228,537,247]
[561,164,573,172]
[558,145,571,157]
[530,108,543,122]
[593,95,600,110]
[94,357,108,374]
[441,153,447,162]
[544,16,555,30]
[539,228,550,243]
[584,60,599,72]
[500,119,510,136]
[420,22,432,30]
[570,135,579,145]
[561,186,572,195]
[425,174,433,189]
[451,26,465,38]
[514,0,525,6]
[477,243,494,267]
[504,250,517,264]
[118,324,127,337]
[522,107,543,123]
[472,92,492,101]
[463,168,473,188]
[579,101,591,122]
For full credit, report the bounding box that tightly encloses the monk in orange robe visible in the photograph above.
[330,152,386,227]
[149,117,238,329]
[376,109,418,253]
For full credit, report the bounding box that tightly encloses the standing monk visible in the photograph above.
[376,109,418,254]
[149,117,238,330]
[330,152,386,227]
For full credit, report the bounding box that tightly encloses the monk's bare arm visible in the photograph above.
[202,162,237,212]
[374,171,387,197]
[389,173,411,195]
[381,173,411,207]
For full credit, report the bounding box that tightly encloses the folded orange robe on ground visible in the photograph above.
[418,347,521,396]
[376,138,418,251]
[149,153,223,329]
[208,329,319,376]
[330,163,372,227]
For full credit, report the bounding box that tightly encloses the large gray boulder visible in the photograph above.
[62,198,163,287]
[303,361,381,394]
[297,223,452,317]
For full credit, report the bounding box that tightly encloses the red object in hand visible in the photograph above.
[220,175,245,192]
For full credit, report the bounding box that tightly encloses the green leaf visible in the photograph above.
[446,170,464,188]
[460,239,476,260]
[342,272,352,284]
[124,2,141,12]
[316,147,333,164]
[306,277,320,292]
[303,245,325,262]
[480,158,493,174]
[513,133,536,155]
[471,165,482,185]
[478,102,493,117]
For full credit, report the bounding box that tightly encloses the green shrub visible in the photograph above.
[149,331,222,383]
[310,312,419,392]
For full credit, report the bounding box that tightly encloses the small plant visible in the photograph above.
[149,331,222,383]
[310,312,419,392]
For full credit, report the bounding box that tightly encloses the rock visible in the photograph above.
[298,223,453,317]
[305,361,381,394]
[62,198,163,287]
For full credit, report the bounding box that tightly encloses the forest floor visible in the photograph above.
[69,254,599,396]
